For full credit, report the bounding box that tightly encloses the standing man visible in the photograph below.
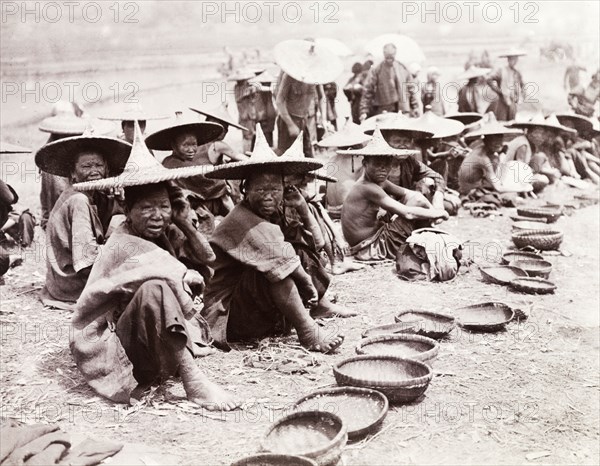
[487,49,526,121]
[359,43,420,121]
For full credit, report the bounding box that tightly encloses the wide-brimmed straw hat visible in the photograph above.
[337,127,420,158]
[273,39,343,84]
[227,68,256,81]
[145,115,223,151]
[1,141,31,154]
[362,113,434,140]
[189,102,248,131]
[38,113,88,135]
[498,48,527,58]
[508,113,577,135]
[282,132,337,182]
[464,113,523,140]
[317,120,372,148]
[98,103,169,122]
[35,128,132,178]
[444,112,483,126]
[73,121,216,191]
[410,111,465,139]
[207,125,322,180]
[459,66,491,81]
[555,113,594,137]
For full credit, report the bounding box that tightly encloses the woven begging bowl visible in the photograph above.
[510,277,557,294]
[480,266,528,285]
[512,230,563,251]
[394,310,456,340]
[512,221,552,232]
[333,355,433,404]
[509,259,552,278]
[293,387,388,441]
[260,411,347,466]
[517,207,562,223]
[355,334,439,367]
[454,302,515,332]
[510,214,547,223]
[231,454,318,466]
[361,322,418,338]
[501,251,544,264]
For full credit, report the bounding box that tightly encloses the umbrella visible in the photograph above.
[364,34,426,65]
[315,37,353,57]
[273,40,344,84]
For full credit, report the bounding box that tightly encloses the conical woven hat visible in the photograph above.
[1,141,31,154]
[189,102,248,131]
[411,110,465,139]
[459,67,491,81]
[317,119,372,148]
[207,125,322,180]
[145,114,223,151]
[498,48,527,57]
[98,103,168,122]
[362,112,433,140]
[508,112,576,135]
[465,113,523,139]
[555,113,593,135]
[282,133,337,182]
[274,39,343,84]
[35,125,131,178]
[444,112,483,126]
[73,121,215,191]
[337,127,420,158]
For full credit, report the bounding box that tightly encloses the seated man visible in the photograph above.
[202,126,345,353]
[340,129,448,261]
[35,131,131,309]
[70,123,237,410]
[459,114,532,202]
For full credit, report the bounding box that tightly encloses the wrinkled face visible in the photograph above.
[363,156,394,183]
[383,45,396,65]
[483,134,504,153]
[127,187,172,240]
[528,127,548,147]
[387,133,415,150]
[508,56,518,68]
[71,152,107,183]
[172,132,198,161]
[122,120,146,143]
[246,172,283,219]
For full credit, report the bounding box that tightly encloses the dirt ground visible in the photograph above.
[1,61,600,465]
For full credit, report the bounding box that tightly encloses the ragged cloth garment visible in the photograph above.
[348,214,414,261]
[396,228,462,281]
[202,202,303,349]
[70,222,212,403]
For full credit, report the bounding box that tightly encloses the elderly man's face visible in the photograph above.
[71,152,107,183]
[172,132,199,161]
[127,187,172,240]
[383,45,396,65]
[387,133,415,150]
[246,172,283,219]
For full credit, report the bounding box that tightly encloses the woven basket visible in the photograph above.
[509,259,552,278]
[355,334,439,366]
[394,310,456,340]
[333,355,433,404]
[517,207,562,223]
[480,266,528,285]
[361,322,418,338]
[454,302,515,332]
[512,230,563,251]
[261,411,347,466]
[293,387,388,441]
[501,251,544,264]
[510,277,557,294]
[232,454,318,466]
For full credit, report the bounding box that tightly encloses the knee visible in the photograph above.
[532,175,550,193]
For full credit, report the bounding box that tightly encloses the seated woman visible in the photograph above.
[459,114,533,203]
[202,126,345,353]
[146,115,225,235]
[341,129,448,261]
[70,123,237,410]
[35,131,131,309]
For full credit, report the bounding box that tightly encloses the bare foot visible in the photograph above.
[194,346,217,358]
[311,298,358,319]
[331,260,365,275]
[298,323,344,354]
[185,375,240,411]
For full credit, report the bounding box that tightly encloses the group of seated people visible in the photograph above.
[29,100,599,411]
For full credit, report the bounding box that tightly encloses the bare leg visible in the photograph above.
[270,277,344,353]
[178,349,240,411]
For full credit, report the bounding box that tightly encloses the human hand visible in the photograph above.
[359,113,367,122]
[287,122,301,138]
[183,269,205,296]
[283,185,308,214]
